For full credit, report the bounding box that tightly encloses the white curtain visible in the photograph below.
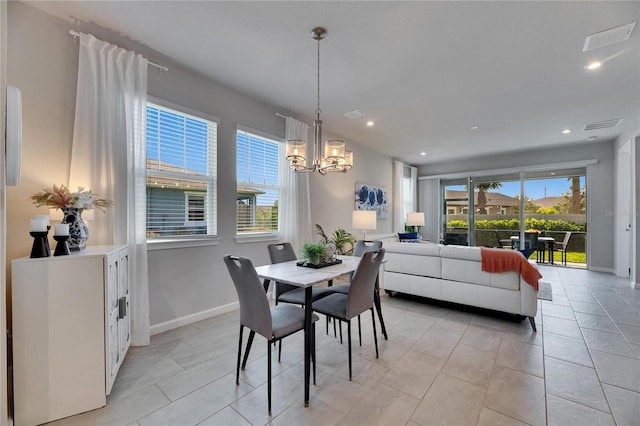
[393,160,405,232]
[279,117,312,255]
[70,33,150,346]
[393,160,417,233]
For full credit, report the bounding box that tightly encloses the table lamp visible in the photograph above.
[406,212,425,236]
[352,210,377,241]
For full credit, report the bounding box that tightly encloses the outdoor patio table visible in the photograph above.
[510,235,556,264]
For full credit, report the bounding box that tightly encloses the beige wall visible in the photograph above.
[5,2,393,331]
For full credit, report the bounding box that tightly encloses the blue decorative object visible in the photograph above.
[62,207,89,251]
[355,182,388,219]
[398,232,419,240]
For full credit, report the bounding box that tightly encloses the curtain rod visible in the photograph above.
[68,30,168,72]
[275,113,287,119]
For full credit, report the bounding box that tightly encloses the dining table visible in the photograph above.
[254,255,361,406]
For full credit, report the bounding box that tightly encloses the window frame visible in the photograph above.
[145,97,219,246]
[184,191,206,226]
[235,126,282,241]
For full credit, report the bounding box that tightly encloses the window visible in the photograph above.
[236,130,280,234]
[185,192,205,224]
[146,102,217,238]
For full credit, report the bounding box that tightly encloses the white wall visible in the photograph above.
[309,140,393,240]
[417,141,616,271]
[5,2,393,332]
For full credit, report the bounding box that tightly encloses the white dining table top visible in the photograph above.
[255,255,360,288]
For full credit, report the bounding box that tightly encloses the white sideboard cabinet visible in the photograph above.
[12,245,131,426]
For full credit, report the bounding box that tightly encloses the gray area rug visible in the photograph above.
[538,281,553,301]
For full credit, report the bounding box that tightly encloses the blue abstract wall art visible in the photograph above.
[355,182,388,219]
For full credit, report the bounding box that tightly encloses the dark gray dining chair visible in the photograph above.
[320,240,388,343]
[224,255,317,414]
[267,242,333,305]
[312,249,385,380]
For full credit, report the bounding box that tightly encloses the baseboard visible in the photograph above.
[150,301,239,336]
[589,266,615,274]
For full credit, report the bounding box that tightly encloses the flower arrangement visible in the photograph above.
[31,184,114,212]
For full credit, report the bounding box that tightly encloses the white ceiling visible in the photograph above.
[26,1,640,166]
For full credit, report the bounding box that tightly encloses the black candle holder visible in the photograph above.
[53,235,71,256]
[29,231,51,258]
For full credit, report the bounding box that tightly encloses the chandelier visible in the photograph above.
[285,27,353,175]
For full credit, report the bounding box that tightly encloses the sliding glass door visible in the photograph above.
[441,168,587,267]
[471,174,521,249]
[442,179,470,246]
[524,169,586,266]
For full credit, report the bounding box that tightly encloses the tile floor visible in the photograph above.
[49,265,640,425]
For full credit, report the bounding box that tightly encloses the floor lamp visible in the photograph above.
[352,210,377,241]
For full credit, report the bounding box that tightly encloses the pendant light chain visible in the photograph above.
[316,36,321,115]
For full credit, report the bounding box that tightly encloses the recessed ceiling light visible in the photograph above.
[469,125,479,130]
[420,152,426,156]
[366,120,375,127]
[586,61,602,70]
[562,129,572,134]
[550,172,556,176]
[587,136,598,141]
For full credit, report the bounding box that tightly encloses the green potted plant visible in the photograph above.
[301,242,328,265]
[315,224,355,255]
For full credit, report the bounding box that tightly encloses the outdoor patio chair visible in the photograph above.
[553,232,572,266]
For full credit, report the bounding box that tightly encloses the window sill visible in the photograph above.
[147,237,220,251]
[234,233,280,244]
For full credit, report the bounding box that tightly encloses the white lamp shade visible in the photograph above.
[352,210,377,230]
[342,150,353,169]
[325,140,345,162]
[286,139,306,161]
[406,212,425,227]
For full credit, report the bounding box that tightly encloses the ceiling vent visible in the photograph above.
[584,119,623,131]
[343,109,367,120]
[583,22,636,52]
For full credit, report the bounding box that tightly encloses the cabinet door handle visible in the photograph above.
[118,297,127,319]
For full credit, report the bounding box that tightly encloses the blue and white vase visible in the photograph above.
[61,207,89,251]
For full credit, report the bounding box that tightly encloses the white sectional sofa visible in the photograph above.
[381,241,539,331]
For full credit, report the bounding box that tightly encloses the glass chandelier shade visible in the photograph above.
[285,27,352,175]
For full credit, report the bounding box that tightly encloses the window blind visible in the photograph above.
[236,130,280,234]
[146,103,217,238]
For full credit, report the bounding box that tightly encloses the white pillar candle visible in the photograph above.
[30,219,47,232]
[54,223,69,236]
[34,214,50,227]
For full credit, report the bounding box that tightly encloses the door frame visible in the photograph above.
[615,141,632,278]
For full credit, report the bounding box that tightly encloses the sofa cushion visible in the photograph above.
[441,258,490,286]
[439,245,482,261]
[384,242,441,256]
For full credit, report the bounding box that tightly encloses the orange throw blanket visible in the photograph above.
[480,247,542,291]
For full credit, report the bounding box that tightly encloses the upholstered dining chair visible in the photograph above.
[320,240,387,343]
[312,249,385,380]
[267,242,333,306]
[224,255,318,414]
